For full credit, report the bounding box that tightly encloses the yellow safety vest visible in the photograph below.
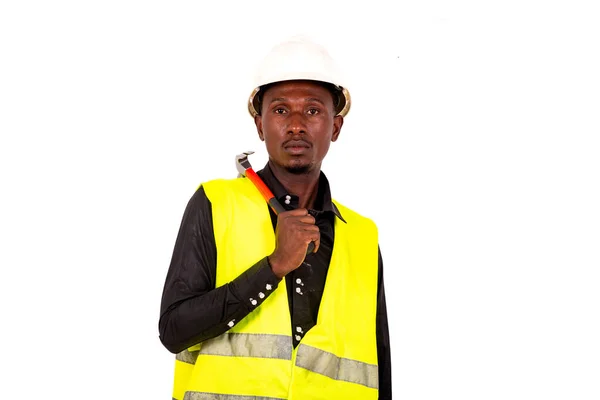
[171,177,380,400]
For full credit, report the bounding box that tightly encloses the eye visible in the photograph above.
[273,107,287,114]
[307,108,320,115]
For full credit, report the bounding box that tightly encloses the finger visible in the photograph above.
[284,208,309,217]
[299,225,320,232]
[295,214,316,225]
[311,233,321,253]
[301,230,319,245]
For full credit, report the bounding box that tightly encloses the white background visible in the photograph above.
[1,1,599,399]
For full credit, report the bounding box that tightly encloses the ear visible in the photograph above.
[254,115,265,141]
[331,115,344,142]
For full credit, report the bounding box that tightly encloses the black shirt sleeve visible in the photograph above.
[158,186,281,354]
[377,247,393,399]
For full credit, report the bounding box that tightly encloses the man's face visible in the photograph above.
[254,80,343,174]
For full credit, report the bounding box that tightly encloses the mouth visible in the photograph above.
[283,140,311,155]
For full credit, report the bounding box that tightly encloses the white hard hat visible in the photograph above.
[247,36,351,118]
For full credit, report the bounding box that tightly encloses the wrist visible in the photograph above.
[267,255,287,279]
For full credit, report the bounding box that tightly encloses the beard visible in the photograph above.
[285,164,311,174]
[284,157,314,174]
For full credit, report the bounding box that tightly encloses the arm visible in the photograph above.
[158,186,282,354]
[377,246,392,399]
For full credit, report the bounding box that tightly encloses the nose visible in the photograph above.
[287,110,307,136]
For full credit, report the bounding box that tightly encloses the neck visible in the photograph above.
[268,160,321,209]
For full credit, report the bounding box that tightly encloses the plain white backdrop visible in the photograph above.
[1,1,599,399]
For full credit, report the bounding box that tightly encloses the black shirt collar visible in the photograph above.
[256,162,346,223]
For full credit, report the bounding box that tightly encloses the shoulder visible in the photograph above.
[199,176,246,189]
[200,177,250,197]
[200,177,264,209]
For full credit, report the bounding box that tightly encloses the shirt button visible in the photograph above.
[295,335,302,341]
[296,278,302,284]
[227,320,235,327]
[266,284,272,291]
[295,287,303,295]
[250,298,257,306]
[258,292,265,299]
[296,326,303,333]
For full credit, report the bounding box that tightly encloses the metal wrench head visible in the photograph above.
[235,151,255,177]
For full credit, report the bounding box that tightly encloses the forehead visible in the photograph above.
[261,80,335,103]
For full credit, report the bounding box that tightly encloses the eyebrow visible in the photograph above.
[268,97,327,106]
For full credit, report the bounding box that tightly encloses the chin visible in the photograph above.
[283,158,314,174]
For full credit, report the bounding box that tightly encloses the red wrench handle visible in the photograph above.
[245,168,286,214]
[245,168,315,254]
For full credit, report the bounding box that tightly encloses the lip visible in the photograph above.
[283,140,311,155]
[284,145,309,155]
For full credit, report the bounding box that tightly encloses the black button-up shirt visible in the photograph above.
[159,163,392,399]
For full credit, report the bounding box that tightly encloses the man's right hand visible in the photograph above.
[268,208,320,279]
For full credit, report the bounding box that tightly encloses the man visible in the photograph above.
[159,36,391,399]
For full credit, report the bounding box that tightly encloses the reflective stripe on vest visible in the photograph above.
[197,333,292,360]
[296,344,379,389]
[183,393,285,400]
[185,333,377,389]
[176,349,199,365]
